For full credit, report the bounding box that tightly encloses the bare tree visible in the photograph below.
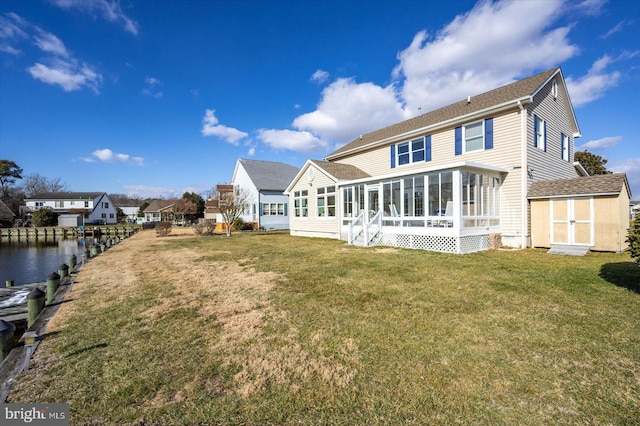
[22,173,68,197]
[208,184,252,237]
[173,197,197,225]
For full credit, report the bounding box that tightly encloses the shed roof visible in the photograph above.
[327,67,566,160]
[237,159,299,191]
[528,173,631,199]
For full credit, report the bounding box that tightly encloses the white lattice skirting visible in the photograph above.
[341,232,490,254]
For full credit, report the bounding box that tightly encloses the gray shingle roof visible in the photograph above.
[327,67,560,160]
[26,192,104,200]
[310,160,371,180]
[239,159,299,191]
[144,200,174,213]
[528,173,630,198]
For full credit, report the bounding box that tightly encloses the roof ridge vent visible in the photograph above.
[467,95,471,104]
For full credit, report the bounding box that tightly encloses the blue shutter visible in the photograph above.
[259,203,263,216]
[284,203,288,216]
[455,126,462,156]
[484,118,493,150]
[543,120,547,152]
[425,135,432,162]
[390,145,396,168]
[533,114,538,148]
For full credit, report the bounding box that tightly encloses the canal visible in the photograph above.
[0,237,90,286]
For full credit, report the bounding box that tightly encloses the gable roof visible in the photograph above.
[26,192,104,200]
[235,159,299,191]
[310,160,371,181]
[528,173,631,199]
[143,199,174,213]
[327,67,576,160]
[284,159,370,194]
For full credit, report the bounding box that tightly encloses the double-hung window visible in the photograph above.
[561,133,569,161]
[534,115,546,151]
[464,121,484,153]
[317,186,336,217]
[293,190,308,217]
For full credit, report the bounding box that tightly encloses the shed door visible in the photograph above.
[551,198,593,246]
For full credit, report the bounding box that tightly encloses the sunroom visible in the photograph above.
[340,162,506,254]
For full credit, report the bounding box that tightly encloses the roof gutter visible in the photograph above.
[326,96,534,161]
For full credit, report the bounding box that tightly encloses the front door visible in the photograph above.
[551,198,593,246]
[367,186,380,221]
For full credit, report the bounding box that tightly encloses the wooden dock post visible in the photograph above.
[0,320,16,362]
[46,272,61,303]
[4,280,13,288]
[58,263,69,279]
[69,254,77,271]
[27,288,46,328]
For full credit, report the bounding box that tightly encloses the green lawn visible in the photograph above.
[8,231,640,425]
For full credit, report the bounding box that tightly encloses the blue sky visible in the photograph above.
[1,0,638,199]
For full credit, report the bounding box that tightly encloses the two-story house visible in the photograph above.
[25,192,117,225]
[286,67,623,254]
[231,159,299,230]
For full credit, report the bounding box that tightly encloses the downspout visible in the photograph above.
[518,100,528,249]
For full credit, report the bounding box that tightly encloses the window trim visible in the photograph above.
[561,132,569,161]
[293,190,308,218]
[317,185,336,218]
[534,114,546,151]
[394,136,428,167]
[462,120,485,154]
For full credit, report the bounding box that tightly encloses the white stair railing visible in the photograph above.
[348,211,365,245]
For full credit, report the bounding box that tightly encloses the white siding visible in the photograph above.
[232,163,259,224]
[289,164,341,239]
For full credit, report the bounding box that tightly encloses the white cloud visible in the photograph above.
[27,60,103,93]
[610,158,640,197]
[577,136,622,150]
[576,0,607,16]
[33,28,69,57]
[602,20,628,38]
[393,0,576,113]
[311,69,330,83]
[201,109,248,145]
[142,76,163,98]
[293,78,406,143]
[566,55,621,107]
[50,0,139,35]
[84,148,144,165]
[123,185,179,199]
[247,147,256,156]
[0,12,29,54]
[257,129,329,153]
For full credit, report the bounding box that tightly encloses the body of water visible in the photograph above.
[0,237,90,285]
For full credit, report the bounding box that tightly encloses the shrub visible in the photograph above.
[626,216,640,264]
[32,208,57,227]
[155,221,172,237]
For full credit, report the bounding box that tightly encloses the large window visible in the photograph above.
[293,190,308,217]
[464,121,484,153]
[317,186,336,217]
[383,180,401,220]
[342,185,364,219]
[462,171,500,227]
[262,203,286,216]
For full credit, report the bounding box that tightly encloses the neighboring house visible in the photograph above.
[529,173,632,252]
[286,67,628,254]
[231,158,299,230]
[143,200,175,223]
[24,192,117,225]
[632,201,640,220]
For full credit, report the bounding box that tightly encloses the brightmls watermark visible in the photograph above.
[2,404,69,425]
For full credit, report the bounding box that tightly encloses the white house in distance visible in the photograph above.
[25,192,118,225]
[231,158,299,230]
[286,67,631,254]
